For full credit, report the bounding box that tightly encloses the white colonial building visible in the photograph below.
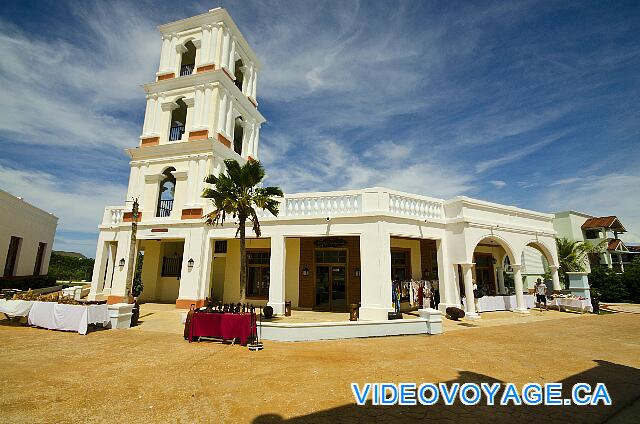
[88,8,563,321]
[1,189,57,278]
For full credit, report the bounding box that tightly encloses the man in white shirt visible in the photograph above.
[535,278,547,311]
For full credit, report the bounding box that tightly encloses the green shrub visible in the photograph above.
[589,266,628,302]
[0,275,57,291]
[48,253,94,282]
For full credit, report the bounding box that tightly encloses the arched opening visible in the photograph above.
[179,40,196,76]
[157,167,176,217]
[169,98,187,141]
[233,116,244,155]
[234,58,244,90]
[465,236,517,297]
[522,241,554,291]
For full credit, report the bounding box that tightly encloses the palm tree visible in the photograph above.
[202,159,283,304]
[555,237,605,288]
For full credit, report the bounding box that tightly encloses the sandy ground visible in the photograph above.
[1,310,639,423]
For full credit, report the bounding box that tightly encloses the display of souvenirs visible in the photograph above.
[550,293,588,300]
[397,280,438,308]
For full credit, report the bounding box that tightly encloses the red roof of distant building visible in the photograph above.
[582,216,626,232]
[627,245,640,253]
[608,239,623,251]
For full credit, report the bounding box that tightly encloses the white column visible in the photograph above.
[159,35,170,71]
[245,65,254,96]
[228,39,237,74]
[137,163,147,207]
[203,84,212,131]
[268,234,286,314]
[217,92,227,134]
[496,266,506,294]
[461,263,479,319]
[196,157,207,203]
[88,237,109,301]
[142,97,153,134]
[187,159,197,205]
[126,166,139,201]
[252,70,258,99]
[214,157,224,176]
[200,26,210,65]
[550,265,562,292]
[226,102,234,137]
[194,86,204,128]
[512,264,529,314]
[153,95,162,134]
[252,124,260,157]
[246,123,256,157]
[209,25,219,66]
[359,222,393,320]
[169,35,178,73]
[220,26,230,69]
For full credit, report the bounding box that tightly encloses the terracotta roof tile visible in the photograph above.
[582,216,626,232]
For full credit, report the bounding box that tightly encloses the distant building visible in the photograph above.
[0,189,58,277]
[554,211,634,272]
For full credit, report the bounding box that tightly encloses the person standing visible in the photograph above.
[535,278,547,311]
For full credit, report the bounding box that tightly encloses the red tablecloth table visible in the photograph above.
[188,312,255,345]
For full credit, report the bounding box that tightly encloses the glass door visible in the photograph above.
[315,266,331,310]
[331,266,346,311]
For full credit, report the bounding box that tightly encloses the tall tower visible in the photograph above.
[127,8,265,221]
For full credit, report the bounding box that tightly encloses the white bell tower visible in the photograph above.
[125,8,266,221]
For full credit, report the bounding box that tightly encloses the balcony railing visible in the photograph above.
[180,64,194,76]
[157,199,174,218]
[169,125,185,141]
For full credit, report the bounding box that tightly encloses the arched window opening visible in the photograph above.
[234,58,244,90]
[233,117,244,155]
[169,98,187,141]
[157,167,176,217]
[180,41,196,76]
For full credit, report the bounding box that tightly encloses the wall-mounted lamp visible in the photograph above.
[302,266,310,276]
[187,258,195,270]
[354,268,360,277]
[119,258,125,269]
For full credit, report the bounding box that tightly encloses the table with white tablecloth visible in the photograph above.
[0,299,35,317]
[27,302,110,334]
[548,298,593,313]
[462,295,536,312]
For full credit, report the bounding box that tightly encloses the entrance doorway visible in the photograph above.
[314,249,348,312]
[474,253,497,296]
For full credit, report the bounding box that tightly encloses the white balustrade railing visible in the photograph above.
[101,189,444,225]
[102,206,126,225]
[284,194,362,217]
[389,193,444,220]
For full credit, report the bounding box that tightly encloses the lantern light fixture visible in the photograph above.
[302,266,310,276]
[119,258,125,269]
[188,258,195,270]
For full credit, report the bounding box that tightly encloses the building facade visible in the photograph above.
[88,8,563,320]
[0,189,58,278]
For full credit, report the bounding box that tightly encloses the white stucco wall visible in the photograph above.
[0,189,58,277]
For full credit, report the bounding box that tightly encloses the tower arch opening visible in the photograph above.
[180,40,196,76]
[233,116,244,155]
[234,58,244,90]
[169,98,187,141]
[157,167,176,217]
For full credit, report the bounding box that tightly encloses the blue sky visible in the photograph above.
[1,0,639,258]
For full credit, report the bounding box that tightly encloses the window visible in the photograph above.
[214,240,227,253]
[247,251,270,298]
[233,116,244,155]
[157,168,176,217]
[4,236,22,277]
[33,242,46,275]
[315,250,347,264]
[169,99,187,141]
[179,40,196,76]
[584,229,599,239]
[161,256,182,277]
[234,58,244,90]
[391,250,410,281]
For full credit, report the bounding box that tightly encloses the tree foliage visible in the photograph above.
[202,159,283,303]
[48,252,94,282]
[555,237,604,288]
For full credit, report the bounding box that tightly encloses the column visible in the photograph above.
[512,264,529,314]
[252,70,258,99]
[268,234,286,314]
[187,159,197,205]
[217,92,227,134]
[209,25,219,66]
[193,86,204,128]
[142,97,153,134]
[153,95,162,134]
[159,35,171,71]
[252,124,260,157]
[169,34,178,72]
[203,84,213,131]
[225,101,234,137]
[461,263,479,319]
[359,223,393,320]
[228,39,237,74]
[496,266,506,294]
[88,237,109,301]
[126,166,139,201]
[137,163,147,207]
[200,26,210,64]
[550,265,562,292]
[245,65,254,96]
[197,157,207,203]
[220,26,230,69]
